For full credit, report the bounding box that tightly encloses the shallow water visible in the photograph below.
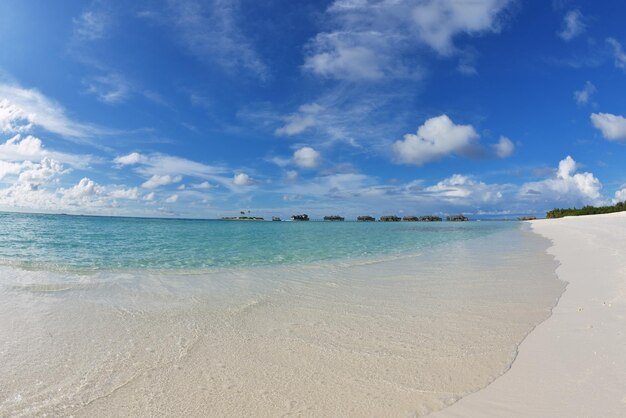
[0,212,518,271]
[0,215,564,417]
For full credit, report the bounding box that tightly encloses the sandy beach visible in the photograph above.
[434,212,626,417]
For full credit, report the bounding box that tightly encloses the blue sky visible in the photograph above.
[0,0,625,218]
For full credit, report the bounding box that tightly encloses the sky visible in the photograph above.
[0,0,625,219]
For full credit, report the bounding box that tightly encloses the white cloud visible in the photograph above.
[392,114,479,166]
[16,157,65,191]
[573,81,596,105]
[143,191,156,201]
[558,10,585,41]
[1,99,33,133]
[493,136,514,158]
[233,172,253,186]
[116,151,236,191]
[285,170,298,181]
[114,152,145,166]
[614,187,626,203]
[109,187,139,200]
[0,134,92,168]
[83,73,131,104]
[275,103,322,136]
[157,0,268,79]
[73,9,110,41]
[192,181,212,189]
[303,0,513,80]
[293,147,321,168]
[520,156,603,206]
[64,177,101,199]
[590,112,626,141]
[607,38,626,71]
[0,84,103,141]
[412,0,512,55]
[425,174,504,203]
[0,160,23,181]
[141,174,183,189]
[165,194,179,203]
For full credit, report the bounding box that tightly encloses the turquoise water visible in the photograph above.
[0,212,517,272]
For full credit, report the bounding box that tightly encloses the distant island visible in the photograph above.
[546,201,626,219]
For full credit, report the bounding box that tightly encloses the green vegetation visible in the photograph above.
[546,201,626,218]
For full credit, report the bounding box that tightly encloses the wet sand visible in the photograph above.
[434,212,626,417]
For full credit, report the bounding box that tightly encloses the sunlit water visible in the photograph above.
[0,213,564,417]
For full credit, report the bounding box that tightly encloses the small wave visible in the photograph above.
[10,282,103,293]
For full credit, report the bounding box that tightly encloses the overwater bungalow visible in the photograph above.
[446,215,469,221]
[418,215,443,222]
[379,215,401,222]
[272,216,282,221]
[291,214,310,221]
[402,216,419,221]
[357,215,375,222]
[323,215,345,221]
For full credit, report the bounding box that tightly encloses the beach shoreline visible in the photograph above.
[433,212,626,417]
[0,219,564,417]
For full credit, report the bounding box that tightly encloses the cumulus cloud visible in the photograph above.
[109,187,140,200]
[520,156,603,206]
[0,134,92,168]
[141,174,183,189]
[0,160,23,181]
[114,152,145,166]
[293,147,321,168]
[558,10,585,41]
[590,112,626,141]
[392,115,479,166]
[192,181,212,189]
[492,136,514,158]
[574,81,596,105]
[303,0,513,80]
[165,194,179,203]
[233,172,253,186]
[1,99,33,133]
[614,187,626,203]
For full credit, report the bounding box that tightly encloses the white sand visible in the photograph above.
[433,212,626,417]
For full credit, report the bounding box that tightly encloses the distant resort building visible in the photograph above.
[418,215,442,222]
[291,214,310,221]
[272,216,281,221]
[517,216,537,221]
[379,215,401,222]
[357,215,375,222]
[323,215,345,221]
[446,215,469,222]
[401,215,443,222]
[222,216,264,221]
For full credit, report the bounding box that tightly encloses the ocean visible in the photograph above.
[0,213,564,416]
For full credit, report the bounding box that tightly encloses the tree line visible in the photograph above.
[546,201,626,218]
